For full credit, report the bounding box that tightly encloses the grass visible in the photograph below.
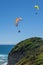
[8,37,43,65]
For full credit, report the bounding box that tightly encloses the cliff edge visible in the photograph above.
[8,37,43,65]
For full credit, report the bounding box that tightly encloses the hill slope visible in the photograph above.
[8,37,43,65]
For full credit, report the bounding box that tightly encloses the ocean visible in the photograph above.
[0,45,14,65]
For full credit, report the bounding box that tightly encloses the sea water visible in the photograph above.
[0,54,8,65]
[0,45,14,65]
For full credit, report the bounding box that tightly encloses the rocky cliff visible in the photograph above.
[8,37,43,65]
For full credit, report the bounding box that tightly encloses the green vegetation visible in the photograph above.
[9,37,43,65]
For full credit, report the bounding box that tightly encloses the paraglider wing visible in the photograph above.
[15,17,22,26]
[16,18,19,26]
[34,5,39,15]
[15,17,22,33]
[19,17,22,20]
[34,5,39,10]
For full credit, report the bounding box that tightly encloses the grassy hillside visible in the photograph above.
[8,37,43,65]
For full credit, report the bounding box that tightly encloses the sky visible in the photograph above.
[0,0,43,45]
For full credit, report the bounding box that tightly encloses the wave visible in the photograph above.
[0,54,8,57]
[2,62,7,65]
[0,54,8,65]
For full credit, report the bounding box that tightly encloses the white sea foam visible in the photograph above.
[0,54,8,65]
[2,62,7,65]
[0,54,8,57]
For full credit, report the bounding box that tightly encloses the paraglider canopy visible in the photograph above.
[15,17,22,26]
[34,5,39,15]
[34,5,39,10]
[15,17,22,33]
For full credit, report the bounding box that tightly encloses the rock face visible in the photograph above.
[8,37,43,65]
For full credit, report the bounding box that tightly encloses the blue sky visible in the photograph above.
[0,0,43,44]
